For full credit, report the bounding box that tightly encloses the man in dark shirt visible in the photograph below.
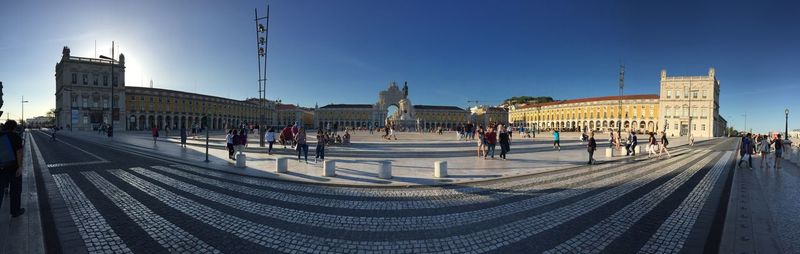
[0,120,25,217]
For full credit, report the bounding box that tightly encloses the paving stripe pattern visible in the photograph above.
[81,171,220,253]
[52,174,132,254]
[44,138,734,253]
[134,151,703,233]
[544,152,728,253]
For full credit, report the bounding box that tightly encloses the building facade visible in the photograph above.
[124,87,277,131]
[508,68,727,137]
[509,94,661,133]
[470,105,509,128]
[56,47,290,131]
[55,47,126,131]
[659,68,726,138]
[313,82,470,130]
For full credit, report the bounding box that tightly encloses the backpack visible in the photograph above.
[0,133,17,168]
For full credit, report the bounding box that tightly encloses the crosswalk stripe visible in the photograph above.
[543,152,721,253]
[52,174,132,254]
[637,151,733,254]
[81,171,221,253]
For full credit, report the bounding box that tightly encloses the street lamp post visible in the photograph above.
[255,4,270,147]
[21,96,29,127]
[204,102,212,162]
[785,108,789,140]
[98,41,115,137]
[618,64,624,142]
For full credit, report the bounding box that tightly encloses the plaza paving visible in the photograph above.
[5,129,800,253]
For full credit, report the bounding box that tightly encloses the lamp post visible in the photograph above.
[618,64,624,142]
[204,102,213,162]
[785,108,789,140]
[21,96,29,127]
[255,4,270,147]
[98,41,115,137]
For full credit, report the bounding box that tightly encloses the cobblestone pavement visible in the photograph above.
[29,130,738,253]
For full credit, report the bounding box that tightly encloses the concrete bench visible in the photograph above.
[434,161,447,178]
[323,160,336,177]
[378,161,392,179]
[275,157,288,173]
[235,154,246,168]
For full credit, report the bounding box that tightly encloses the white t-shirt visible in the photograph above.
[761,139,771,152]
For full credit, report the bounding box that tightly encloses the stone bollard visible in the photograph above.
[634,145,641,155]
[792,148,800,164]
[605,148,614,158]
[434,161,448,178]
[378,161,392,179]
[323,160,336,177]
[236,153,247,168]
[275,157,288,173]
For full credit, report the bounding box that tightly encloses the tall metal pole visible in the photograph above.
[21,96,29,127]
[618,64,624,142]
[255,4,270,147]
[110,41,115,137]
[687,79,692,142]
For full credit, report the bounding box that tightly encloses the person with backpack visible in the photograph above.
[0,120,25,217]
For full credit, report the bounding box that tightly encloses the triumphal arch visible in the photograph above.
[313,81,469,130]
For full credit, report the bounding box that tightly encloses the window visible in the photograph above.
[82,74,88,85]
[649,107,654,118]
[702,90,707,98]
[113,76,118,86]
[684,88,689,98]
[93,98,98,108]
[72,73,77,84]
[693,124,696,130]
[692,91,698,99]
[683,107,688,117]
[93,75,98,85]
[701,109,707,117]
[702,124,706,131]
[667,90,672,99]
[103,99,109,109]
[674,123,679,130]
[103,75,108,86]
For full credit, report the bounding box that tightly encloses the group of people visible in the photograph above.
[475,124,512,160]
[585,130,672,165]
[737,133,787,169]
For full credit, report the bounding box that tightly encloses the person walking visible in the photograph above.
[179,127,187,148]
[315,129,326,163]
[626,131,638,156]
[737,133,753,168]
[151,126,159,144]
[658,131,671,159]
[485,127,497,159]
[587,132,597,165]
[772,134,786,169]
[296,128,309,163]
[0,120,25,218]
[647,132,658,158]
[499,127,511,160]
[266,127,276,155]
[760,135,771,168]
[477,126,486,158]
[225,130,235,160]
[689,133,695,146]
[553,130,561,151]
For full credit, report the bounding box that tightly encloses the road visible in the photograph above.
[29,130,738,253]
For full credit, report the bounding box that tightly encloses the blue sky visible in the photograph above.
[1,0,798,133]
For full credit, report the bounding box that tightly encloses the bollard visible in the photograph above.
[236,153,247,168]
[792,148,800,164]
[323,160,336,177]
[605,148,614,158]
[378,161,392,179]
[276,157,288,173]
[634,145,641,155]
[434,161,447,178]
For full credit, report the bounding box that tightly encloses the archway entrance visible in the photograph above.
[386,105,399,127]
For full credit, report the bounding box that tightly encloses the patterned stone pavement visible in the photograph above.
[27,130,739,253]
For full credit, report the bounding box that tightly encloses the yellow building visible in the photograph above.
[508,94,661,133]
[124,87,278,131]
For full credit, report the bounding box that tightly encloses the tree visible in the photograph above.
[46,108,56,126]
[500,96,555,107]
